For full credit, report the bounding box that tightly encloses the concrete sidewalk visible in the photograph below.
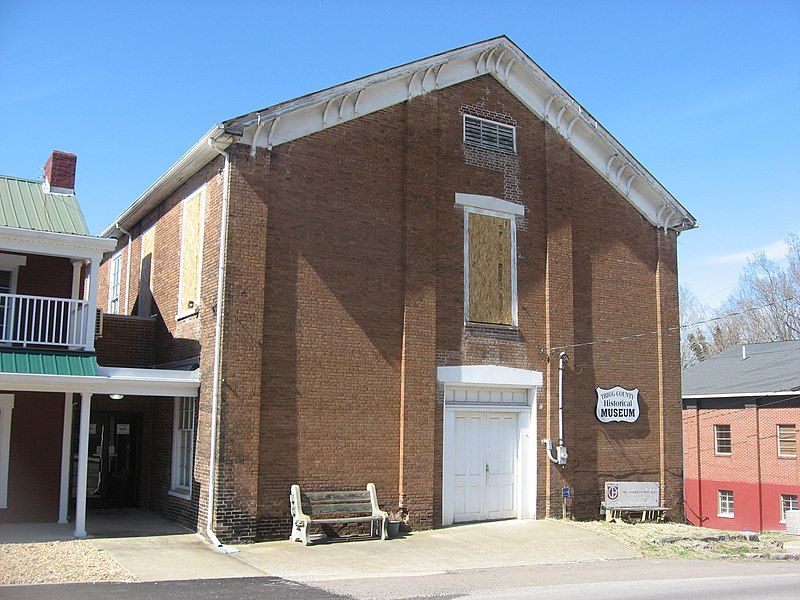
[233,519,639,582]
[1,514,639,584]
[86,510,266,582]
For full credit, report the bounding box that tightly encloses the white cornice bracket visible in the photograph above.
[250,116,266,157]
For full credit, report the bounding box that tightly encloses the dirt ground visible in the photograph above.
[0,539,133,585]
[568,520,797,560]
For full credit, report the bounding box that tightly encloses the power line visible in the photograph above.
[549,295,798,354]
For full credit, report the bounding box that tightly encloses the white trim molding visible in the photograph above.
[440,368,541,526]
[455,193,525,216]
[0,394,14,509]
[462,200,519,327]
[438,364,543,388]
[0,226,116,261]
[101,37,696,238]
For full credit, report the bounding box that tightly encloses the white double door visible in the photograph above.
[452,411,517,523]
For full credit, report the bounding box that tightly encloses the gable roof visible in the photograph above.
[101,36,697,237]
[682,340,800,397]
[0,174,90,236]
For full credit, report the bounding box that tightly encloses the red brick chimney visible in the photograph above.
[43,150,77,193]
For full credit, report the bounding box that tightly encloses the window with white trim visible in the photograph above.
[461,203,518,326]
[0,394,14,509]
[714,424,731,455]
[463,114,516,153]
[107,252,122,314]
[781,494,798,523]
[170,397,195,498]
[717,490,734,518]
[777,424,797,457]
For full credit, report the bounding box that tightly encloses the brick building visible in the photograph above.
[95,36,697,543]
[0,152,199,536]
[683,341,800,531]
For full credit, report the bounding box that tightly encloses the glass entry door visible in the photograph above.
[74,411,140,508]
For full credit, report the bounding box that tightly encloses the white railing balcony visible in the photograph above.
[0,293,93,350]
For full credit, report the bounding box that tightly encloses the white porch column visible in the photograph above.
[84,258,99,351]
[0,394,14,509]
[58,393,74,524]
[74,392,91,538]
[70,260,83,299]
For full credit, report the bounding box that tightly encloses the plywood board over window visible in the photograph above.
[468,212,513,325]
[138,224,155,318]
[178,189,204,317]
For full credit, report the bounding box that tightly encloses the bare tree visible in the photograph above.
[710,233,800,353]
[679,285,711,367]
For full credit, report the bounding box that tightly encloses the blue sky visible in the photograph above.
[1,1,798,306]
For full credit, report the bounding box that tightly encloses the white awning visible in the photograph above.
[0,366,199,397]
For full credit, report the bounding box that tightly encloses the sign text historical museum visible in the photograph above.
[596,386,640,423]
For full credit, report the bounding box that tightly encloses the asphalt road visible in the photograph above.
[3,560,800,599]
[0,577,343,600]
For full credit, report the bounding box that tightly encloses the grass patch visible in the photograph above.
[566,520,795,561]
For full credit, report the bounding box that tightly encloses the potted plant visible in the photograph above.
[387,510,405,538]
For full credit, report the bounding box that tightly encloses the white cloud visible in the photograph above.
[703,239,790,267]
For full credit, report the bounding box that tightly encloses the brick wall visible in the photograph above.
[683,398,800,530]
[16,254,73,298]
[96,157,225,533]
[96,74,684,541]
[221,74,684,539]
[0,392,64,523]
[95,314,155,367]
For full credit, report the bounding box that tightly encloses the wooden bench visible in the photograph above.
[605,506,668,523]
[289,483,389,546]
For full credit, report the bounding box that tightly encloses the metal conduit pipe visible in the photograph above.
[542,352,569,465]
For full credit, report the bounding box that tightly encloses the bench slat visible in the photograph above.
[303,491,371,503]
[310,516,378,524]
[306,502,373,515]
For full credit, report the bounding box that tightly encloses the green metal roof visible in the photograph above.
[0,349,98,376]
[0,175,90,235]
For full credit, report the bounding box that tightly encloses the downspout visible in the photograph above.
[114,223,132,314]
[207,138,235,553]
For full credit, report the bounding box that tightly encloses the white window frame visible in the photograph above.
[107,251,122,314]
[176,185,206,321]
[0,255,26,345]
[717,490,734,518]
[0,254,27,294]
[713,424,732,455]
[169,396,196,499]
[457,194,521,327]
[780,494,798,523]
[0,394,14,509]
[462,114,517,153]
[777,424,797,458]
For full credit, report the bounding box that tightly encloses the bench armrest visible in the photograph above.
[290,484,310,521]
[367,483,389,519]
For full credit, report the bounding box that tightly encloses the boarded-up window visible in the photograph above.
[178,190,203,315]
[468,212,513,325]
[138,224,155,318]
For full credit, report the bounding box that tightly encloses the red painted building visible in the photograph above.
[683,341,800,531]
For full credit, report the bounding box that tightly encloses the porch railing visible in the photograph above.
[0,293,91,349]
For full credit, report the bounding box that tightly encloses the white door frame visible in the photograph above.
[438,365,542,527]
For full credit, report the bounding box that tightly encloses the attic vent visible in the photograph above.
[463,115,516,153]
